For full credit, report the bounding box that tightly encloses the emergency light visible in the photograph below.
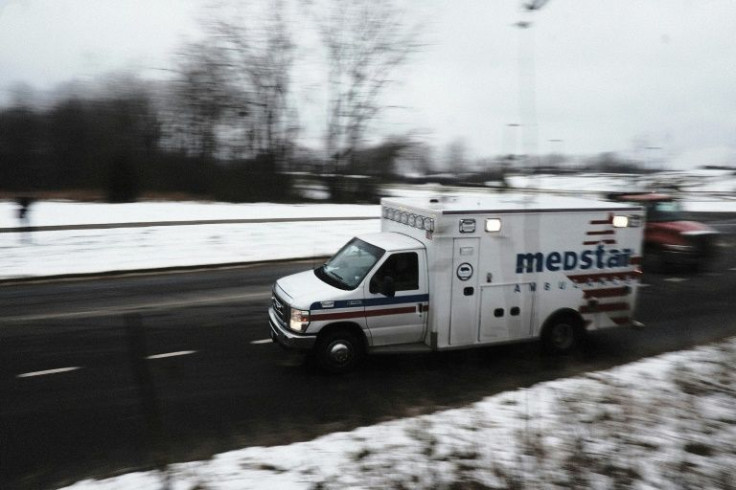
[485,218,502,233]
[612,215,629,228]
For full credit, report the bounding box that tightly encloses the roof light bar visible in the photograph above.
[382,206,435,232]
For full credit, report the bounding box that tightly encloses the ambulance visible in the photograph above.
[269,194,645,372]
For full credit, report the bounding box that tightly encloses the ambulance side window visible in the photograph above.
[369,252,419,294]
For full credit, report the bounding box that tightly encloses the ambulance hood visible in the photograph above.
[649,220,718,236]
[276,269,351,310]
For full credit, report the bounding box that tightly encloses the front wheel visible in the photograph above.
[541,316,582,355]
[315,329,363,374]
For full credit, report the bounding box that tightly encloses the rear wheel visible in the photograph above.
[542,315,582,354]
[315,329,363,373]
[643,247,667,274]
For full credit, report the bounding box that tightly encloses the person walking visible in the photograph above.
[16,196,33,244]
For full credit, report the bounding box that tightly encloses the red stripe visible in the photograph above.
[311,310,365,322]
[568,270,642,283]
[580,302,629,314]
[599,303,630,312]
[587,230,615,235]
[611,317,631,326]
[590,219,611,225]
[365,306,416,318]
[311,305,426,322]
[583,287,630,299]
[583,239,617,245]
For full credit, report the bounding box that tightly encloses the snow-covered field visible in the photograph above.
[62,337,736,490]
[0,218,380,279]
[1,171,735,280]
[0,202,380,279]
[506,168,736,198]
[0,201,379,228]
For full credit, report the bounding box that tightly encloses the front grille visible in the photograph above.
[272,290,288,324]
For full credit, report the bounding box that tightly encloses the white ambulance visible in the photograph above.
[269,194,645,372]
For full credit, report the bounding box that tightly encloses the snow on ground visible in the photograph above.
[0,220,380,279]
[507,169,736,198]
[0,202,381,279]
[1,172,734,280]
[62,337,736,490]
[0,201,379,228]
[2,171,734,229]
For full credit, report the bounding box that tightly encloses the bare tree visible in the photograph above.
[169,42,234,160]
[307,0,422,174]
[241,0,297,160]
[444,138,469,172]
[175,0,297,162]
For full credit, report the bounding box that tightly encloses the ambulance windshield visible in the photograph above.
[316,238,385,290]
[647,200,685,222]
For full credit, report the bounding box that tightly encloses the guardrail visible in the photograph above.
[0,216,380,234]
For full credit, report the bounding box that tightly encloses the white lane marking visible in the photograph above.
[664,277,687,283]
[17,366,81,378]
[638,283,650,288]
[146,350,196,360]
[1,291,271,323]
[730,267,736,271]
[250,338,273,345]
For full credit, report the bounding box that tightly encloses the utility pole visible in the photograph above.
[514,1,551,173]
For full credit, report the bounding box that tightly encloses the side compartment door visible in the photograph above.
[449,238,480,346]
[479,284,534,342]
[364,250,429,346]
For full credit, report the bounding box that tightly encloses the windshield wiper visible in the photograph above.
[329,269,345,281]
[315,265,350,290]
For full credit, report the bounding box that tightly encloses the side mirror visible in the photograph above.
[381,276,396,298]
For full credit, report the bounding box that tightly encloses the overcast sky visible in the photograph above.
[1,0,735,168]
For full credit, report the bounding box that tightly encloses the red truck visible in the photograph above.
[607,192,719,271]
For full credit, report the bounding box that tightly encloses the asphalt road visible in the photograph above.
[1,222,735,489]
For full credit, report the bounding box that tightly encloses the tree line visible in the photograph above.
[0,0,660,204]
[0,0,420,203]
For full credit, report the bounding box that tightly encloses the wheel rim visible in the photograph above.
[551,323,574,350]
[328,340,353,365]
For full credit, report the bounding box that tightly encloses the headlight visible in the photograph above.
[289,309,310,333]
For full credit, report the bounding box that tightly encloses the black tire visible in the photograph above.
[643,247,667,274]
[541,315,582,355]
[315,329,363,374]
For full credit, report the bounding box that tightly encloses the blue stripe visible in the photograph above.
[310,294,429,311]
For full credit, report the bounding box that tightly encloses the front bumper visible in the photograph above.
[269,308,317,351]
[662,249,702,266]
